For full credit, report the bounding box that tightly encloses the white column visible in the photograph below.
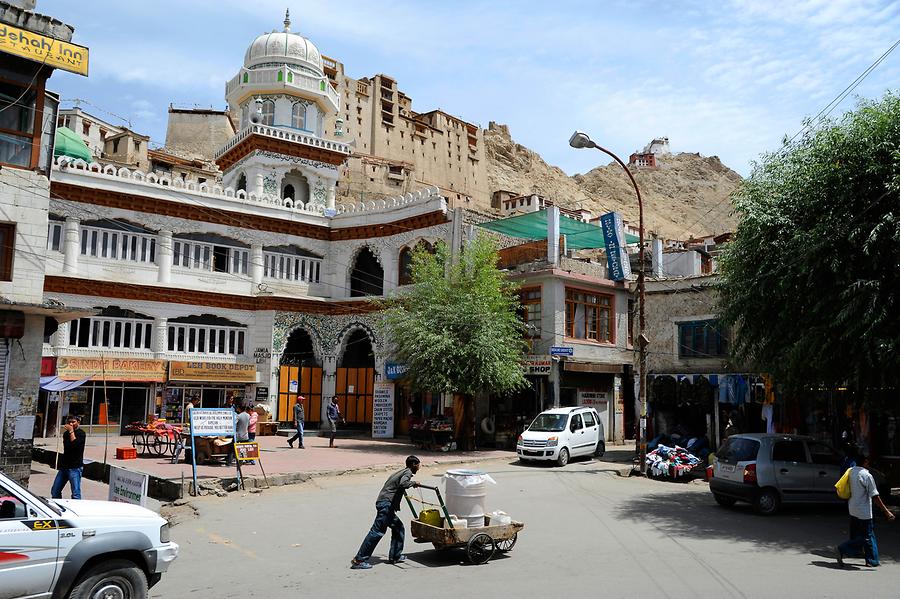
[62,217,80,274]
[250,168,265,197]
[153,317,168,355]
[326,180,336,210]
[547,206,560,266]
[381,248,398,295]
[157,231,172,284]
[251,244,264,287]
[53,321,70,352]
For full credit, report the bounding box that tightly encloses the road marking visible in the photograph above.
[195,527,259,560]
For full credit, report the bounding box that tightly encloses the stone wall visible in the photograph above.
[0,316,44,483]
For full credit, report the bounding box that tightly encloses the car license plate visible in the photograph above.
[721,464,735,473]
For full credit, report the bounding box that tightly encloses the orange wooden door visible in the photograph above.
[278,365,323,423]
[335,367,375,424]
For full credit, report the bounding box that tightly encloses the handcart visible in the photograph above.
[404,484,524,564]
[125,422,182,457]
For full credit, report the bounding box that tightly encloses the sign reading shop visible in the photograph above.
[524,356,552,376]
[169,361,257,383]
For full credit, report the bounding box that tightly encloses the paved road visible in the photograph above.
[152,457,899,599]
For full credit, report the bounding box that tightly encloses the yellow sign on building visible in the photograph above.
[0,23,89,76]
[57,357,167,382]
[169,361,258,383]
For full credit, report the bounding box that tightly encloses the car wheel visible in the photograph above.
[69,558,148,599]
[556,448,570,467]
[753,488,780,516]
[594,440,606,457]
[713,493,737,508]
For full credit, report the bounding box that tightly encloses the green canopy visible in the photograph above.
[54,126,92,162]
[477,209,639,250]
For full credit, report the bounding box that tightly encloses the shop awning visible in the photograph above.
[39,375,91,392]
[54,126,93,162]
[477,209,639,250]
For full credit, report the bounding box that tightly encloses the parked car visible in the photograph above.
[0,471,178,599]
[709,433,889,515]
[517,406,605,466]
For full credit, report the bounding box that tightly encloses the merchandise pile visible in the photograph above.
[645,444,701,478]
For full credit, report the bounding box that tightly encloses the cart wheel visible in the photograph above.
[466,533,495,565]
[151,435,170,456]
[496,533,517,552]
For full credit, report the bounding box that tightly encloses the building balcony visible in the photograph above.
[226,66,340,113]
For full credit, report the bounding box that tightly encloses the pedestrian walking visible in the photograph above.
[248,404,258,442]
[350,456,421,569]
[51,415,86,500]
[287,396,305,449]
[327,396,342,448]
[837,454,895,567]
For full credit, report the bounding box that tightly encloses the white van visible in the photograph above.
[517,407,605,466]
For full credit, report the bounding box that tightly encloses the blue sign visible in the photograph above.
[600,211,632,282]
[385,362,409,380]
[550,346,574,357]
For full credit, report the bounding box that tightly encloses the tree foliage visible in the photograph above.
[380,235,528,397]
[718,92,900,389]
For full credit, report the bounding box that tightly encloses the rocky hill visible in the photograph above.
[484,122,742,239]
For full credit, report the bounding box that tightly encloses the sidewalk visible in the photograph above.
[32,433,513,498]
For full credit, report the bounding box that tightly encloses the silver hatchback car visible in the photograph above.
[709,433,883,515]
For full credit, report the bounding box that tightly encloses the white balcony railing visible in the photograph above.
[226,66,340,111]
[214,123,352,160]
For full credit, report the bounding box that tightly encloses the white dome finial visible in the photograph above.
[283,8,291,32]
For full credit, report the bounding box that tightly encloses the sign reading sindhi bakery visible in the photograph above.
[56,357,167,382]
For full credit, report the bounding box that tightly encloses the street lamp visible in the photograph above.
[569,131,649,474]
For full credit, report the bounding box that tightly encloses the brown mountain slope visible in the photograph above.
[484,122,742,239]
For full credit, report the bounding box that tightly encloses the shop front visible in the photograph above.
[481,356,550,449]
[56,356,167,435]
[560,360,625,443]
[166,361,257,424]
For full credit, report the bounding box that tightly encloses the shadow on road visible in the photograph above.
[614,489,900,561]
[406,547,513,568]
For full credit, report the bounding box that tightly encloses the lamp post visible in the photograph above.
[569,131,649,474]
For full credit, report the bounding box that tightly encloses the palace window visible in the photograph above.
[47,220,64,252]
[677,320,728,358]
[565,289,613,343]
[291,102,306,130]
[263,246,321,283]
[173,235,249,275]
[80,223,156,264]
[260,100,275,126]
[0,80,37,168]
[520,287,542,338]
[167,315,246,355]
[68,308,153,350]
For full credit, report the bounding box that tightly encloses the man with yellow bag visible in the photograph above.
[836,454,895,567]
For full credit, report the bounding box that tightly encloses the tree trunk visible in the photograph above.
[453,393,476,451]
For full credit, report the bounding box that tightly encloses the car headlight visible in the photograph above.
[547,436,558,447]
[160,523,171,544]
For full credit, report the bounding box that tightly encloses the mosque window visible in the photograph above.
[243,72,248,83]
[277,71,284,82]
[292,103,306,129]
[287,72,293,83]
[320,81,326,91]
[283,184,295,200]
[236,173,247,192]
[260,100,275,126]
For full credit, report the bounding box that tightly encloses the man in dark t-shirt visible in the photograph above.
[351,456,421,569]
[51,415,86,500]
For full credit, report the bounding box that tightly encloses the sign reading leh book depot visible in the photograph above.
[169,361,257,383]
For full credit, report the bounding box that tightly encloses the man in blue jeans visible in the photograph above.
[287,396,305,449]
[837,454,895,567]
[51,415,86,500]
[351,456,420,569]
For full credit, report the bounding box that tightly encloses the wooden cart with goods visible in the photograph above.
[125,422,183,457]
[404,484,524,564]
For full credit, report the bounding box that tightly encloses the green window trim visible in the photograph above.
[242,72,248,83]
[277,71,284,82]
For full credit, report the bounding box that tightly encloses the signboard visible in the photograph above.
[0,23,89,76]
[169,361,257,383]
[108,466,148,507]
[255,386,269,402]
[385,362,409,380]
[234,442,260,461]
[57,357,167,382]
[524,356,551,376]
[600,211,632,282]
[190,408,235,437]
[289,380,299,393]
[372,382,395,439]
[578,391,609,442]
[189,408,235,496]
[550,346,574,357]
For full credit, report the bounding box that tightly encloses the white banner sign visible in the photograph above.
[190,408,235,437]
[108,466,149,507]
[372,382,395,439]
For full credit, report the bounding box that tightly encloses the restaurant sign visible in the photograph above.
[0,23,89,76]
[169,361,257,383]
[57,357,166,382]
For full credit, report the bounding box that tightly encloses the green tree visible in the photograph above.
[380,235,528,450]
[718,92,900,390]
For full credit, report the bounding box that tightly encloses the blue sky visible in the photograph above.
[44,0,900,176]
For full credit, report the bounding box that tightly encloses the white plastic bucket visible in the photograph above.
[443,469,496,528]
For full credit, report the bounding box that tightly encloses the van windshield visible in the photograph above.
[528,413,568,432]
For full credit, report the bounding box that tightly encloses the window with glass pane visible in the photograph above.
[520,288,541,338]
[565,289,613,342]
[0,81,36,168]
[677,320,728,358]
[260,100,275,126]
[291,102,306,129]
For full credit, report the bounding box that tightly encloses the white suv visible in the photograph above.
[0,471,178,599]
[517,407,605,466]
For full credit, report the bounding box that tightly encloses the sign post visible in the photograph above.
[372,382,395,439]
[108,466,149,507]
[234,442,269,490]
[189,408,235,496]
[550,346,574,357]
